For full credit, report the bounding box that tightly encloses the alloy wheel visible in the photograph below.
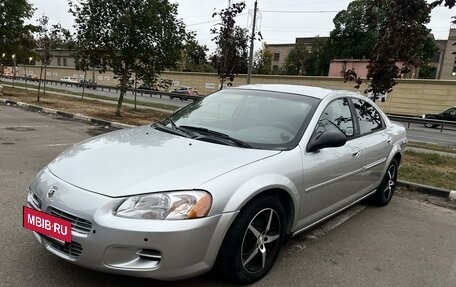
[383,164,397,200]
[240,208,281,273]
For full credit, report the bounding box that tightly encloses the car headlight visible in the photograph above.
[114,190,212,220]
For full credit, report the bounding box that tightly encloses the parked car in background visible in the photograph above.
[25,75,39,82]
[422,107,456,128]
[78,79,97,89]
[172,86,199,96]
[60,76,78,84]
[24,85,406,284]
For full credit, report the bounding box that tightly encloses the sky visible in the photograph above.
[31,0,456,52]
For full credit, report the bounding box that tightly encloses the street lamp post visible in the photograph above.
[247,0,258,84]
[1,53,4,76]
[25,57,32,92]
[25,62,27,92]
[12,54,16,87]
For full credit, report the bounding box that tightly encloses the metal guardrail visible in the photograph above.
[388,115,456,133]
[2,75,454,127]
[0,75,203,102]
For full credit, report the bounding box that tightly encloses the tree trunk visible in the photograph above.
[116,70,129,116]
[37,63,44,102]
[82,69,87,100]
[219,75,225,90]
[43,64,47,96]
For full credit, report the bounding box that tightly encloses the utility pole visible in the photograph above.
[247,0,258,84]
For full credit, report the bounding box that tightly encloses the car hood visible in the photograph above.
[47,126,280,197]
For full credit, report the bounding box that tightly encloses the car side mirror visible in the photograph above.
[306,130,347,153]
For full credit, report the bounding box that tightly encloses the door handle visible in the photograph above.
[351,148,361,158]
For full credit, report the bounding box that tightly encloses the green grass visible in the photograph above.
[81,93,179,111]
[399,150,456,190]
[408,141,456,154]
[0,80,179,111]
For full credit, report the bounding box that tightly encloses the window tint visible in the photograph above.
[316,98,354,137]
[352,99,383,135]
[445,108,456,116]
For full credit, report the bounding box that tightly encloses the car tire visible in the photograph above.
[424,116,439,128]
[217,195,286,284]
[370,159,398,206]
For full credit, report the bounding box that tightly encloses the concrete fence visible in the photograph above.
[12,65,456,116]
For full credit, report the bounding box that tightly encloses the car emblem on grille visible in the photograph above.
[48,186,58,198]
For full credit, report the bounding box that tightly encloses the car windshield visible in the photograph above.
[163,89,319,150]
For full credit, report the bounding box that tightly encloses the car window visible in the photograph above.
[352,98,384,135]
[170,89,319,149]
[446,108,456,116]
[185,94,242,121]
[315,98,354,137]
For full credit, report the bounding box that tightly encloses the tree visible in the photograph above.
[0,0,37,68]
[282,42,309,75]
[69,0,186,116]
[330,0,378,60]
[304,37,333,76]
[431,0,456,11]
[35,15,71,101]
[252,44,272,74]
[418,64,437,79]
[210,2,249,88]
[340,0,436,101]
[364,0,436,100]
[181,32,213,72]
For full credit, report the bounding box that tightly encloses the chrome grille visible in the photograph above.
[48,207,92,234]
[49,241,83,257]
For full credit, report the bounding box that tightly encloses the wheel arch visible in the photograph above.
[243,188,296,235]
[392,152,402,166]
[221,176,300,235]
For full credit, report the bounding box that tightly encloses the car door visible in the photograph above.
[299,97,366,227]
[442,107,456,121]
[350,98,393,193]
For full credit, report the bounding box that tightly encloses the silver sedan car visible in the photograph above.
[25,84,407,284]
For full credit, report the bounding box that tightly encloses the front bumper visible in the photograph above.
[26,169,237,280]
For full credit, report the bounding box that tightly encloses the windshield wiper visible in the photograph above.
[152,122,193,138]
[179,125,252,148]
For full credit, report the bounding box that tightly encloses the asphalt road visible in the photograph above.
[1,105,456,287]
[396,121,456,146]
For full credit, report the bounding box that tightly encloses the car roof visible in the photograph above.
[234,84,342,100]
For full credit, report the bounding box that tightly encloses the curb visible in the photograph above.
[0,98,135,129]
[398,180,454,200]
